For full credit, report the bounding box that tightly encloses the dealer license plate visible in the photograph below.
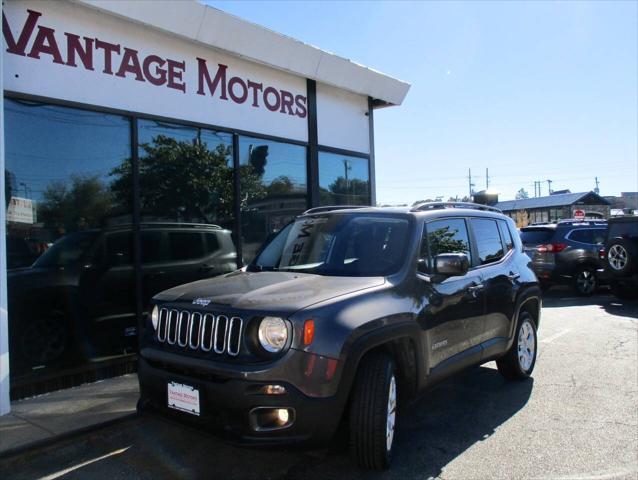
[167,381,200,416]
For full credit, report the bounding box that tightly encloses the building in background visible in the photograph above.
[0,0,409,413]
[495,191,611,227]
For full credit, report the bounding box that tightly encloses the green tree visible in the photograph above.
[515,188,530,200]
[427,225,470,258]
[267,175,295,196]
[39,175,114,234]
[320,176,370,205]
[110,135,265,223]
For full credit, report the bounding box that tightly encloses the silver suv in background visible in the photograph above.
[520,220,607,295]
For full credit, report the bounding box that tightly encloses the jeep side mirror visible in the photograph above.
[434,253,470,277]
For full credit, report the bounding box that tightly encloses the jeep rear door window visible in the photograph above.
[256,214,409,276]
[609,222,638,238]
[520,228,554,245]
[168,232,205,261]
[423,218,472,272]
[470,218,505,265]
[497,219,514,252]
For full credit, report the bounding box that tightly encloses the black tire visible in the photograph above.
[610,282,638,301]
[606,238,637,277]
[349,352,397,470]
[496,312,537,380]
[572,265,598,296]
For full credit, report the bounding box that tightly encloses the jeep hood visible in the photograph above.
[153,271,385,312]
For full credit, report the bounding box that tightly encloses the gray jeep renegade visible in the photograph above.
[138,202,541,470]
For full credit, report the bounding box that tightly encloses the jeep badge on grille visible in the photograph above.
[193,298,212,307]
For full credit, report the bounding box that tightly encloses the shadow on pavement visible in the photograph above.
[541,287,638,320]
[2,366,533,480]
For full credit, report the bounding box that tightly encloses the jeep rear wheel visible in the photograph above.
[607,239,637,276]
[572,265,597,296]
[496,312,537,380]
[349,353,397,470]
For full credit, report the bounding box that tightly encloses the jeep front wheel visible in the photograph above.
[349,352,397,470]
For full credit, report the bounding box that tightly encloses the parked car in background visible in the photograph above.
[138,203,541,470]
[520,219,607,295]
[598,216,638,300]
[7,223,237,377]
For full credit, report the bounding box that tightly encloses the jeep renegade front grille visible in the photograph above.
[156,308,243,356]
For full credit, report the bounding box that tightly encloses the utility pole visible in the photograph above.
[594,177,600,194]
[546,179,553,195]
[468,169,475,197]
[485,168,490,190]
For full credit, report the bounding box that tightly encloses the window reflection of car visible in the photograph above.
[7,223,237,377]
[6,236,43,269]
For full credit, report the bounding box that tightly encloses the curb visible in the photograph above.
[0,412,139,462]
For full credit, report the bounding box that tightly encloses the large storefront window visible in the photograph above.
[238,136,307,263]
[136,120,237,308]
[318,151,370,206]
[4,99,133,390]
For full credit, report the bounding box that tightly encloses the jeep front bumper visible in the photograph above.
[137,348,346,446]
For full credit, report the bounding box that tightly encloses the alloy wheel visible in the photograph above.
[608,244,628,271]
[517,320,535,372]
[386,375,397,452]
[576,269,596,294]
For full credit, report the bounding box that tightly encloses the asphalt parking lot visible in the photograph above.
[2,288,637,480]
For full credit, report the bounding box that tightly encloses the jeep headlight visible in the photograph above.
[151,305,159,330]
[258,317,288,353]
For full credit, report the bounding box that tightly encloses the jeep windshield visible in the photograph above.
[249,213,411,276]
[33,231,99,268]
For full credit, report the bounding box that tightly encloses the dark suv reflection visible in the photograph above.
[7,223,237,377]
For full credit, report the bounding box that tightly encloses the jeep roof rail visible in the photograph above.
[302,205,369,215]
[556,219,607,226]
[137,222,223,229]
[410,202,502,213]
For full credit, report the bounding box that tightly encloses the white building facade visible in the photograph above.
[0,0,409,414]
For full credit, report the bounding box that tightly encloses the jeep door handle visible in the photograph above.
[507,272,520,281]
[199,264,216,273]
[467,284,484,298]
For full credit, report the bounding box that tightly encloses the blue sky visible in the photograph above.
[205,0,637,205]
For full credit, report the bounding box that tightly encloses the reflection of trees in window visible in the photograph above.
[39,174,116,234]
[427,226,469,257]
[110,135,264,225]
[320,176,370,205]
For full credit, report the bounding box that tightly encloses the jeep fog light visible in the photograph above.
[151,305,159,330]
[258,317,288,353]
[276,408,289,423]
[249,407,295,431]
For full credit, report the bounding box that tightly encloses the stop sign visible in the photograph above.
[573,209,586,221]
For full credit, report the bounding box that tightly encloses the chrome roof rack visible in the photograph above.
[137,222,223,229]
[410,202,502,213]
[302,205,369,215]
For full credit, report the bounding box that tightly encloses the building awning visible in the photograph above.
[74,0,411,106]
